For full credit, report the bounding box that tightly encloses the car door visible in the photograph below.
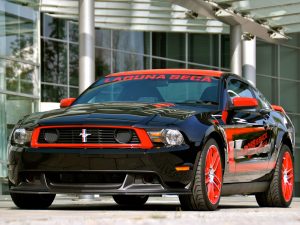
[250,86,277,172]
[223,78,273,183]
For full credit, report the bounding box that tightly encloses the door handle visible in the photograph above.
[263,121,275,130]
[263,121,269,130]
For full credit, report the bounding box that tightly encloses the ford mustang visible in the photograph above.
[8,69,295,210]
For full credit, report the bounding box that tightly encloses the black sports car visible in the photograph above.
[8,69,295,210]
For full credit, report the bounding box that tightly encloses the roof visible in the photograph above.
[40,0,300,43]
[106,69,224,77]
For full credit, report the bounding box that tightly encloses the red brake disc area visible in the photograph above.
[205,145,222,204]
[281,151,294,202]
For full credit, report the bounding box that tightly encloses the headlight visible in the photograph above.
[148,129,184,146]
[12,128,32,145]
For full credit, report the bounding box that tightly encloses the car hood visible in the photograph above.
[19,102,216,128]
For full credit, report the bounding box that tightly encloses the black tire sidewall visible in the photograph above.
[10,193,55,209]
[113,195,148,206]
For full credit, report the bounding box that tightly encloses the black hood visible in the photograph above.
[19,102,216,128]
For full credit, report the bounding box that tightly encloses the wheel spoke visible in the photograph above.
[207,183,212,196]
[211,151,218,166]
[208,183,215,201]
[205,176,210,184]
[283,157,289,171]
[214,175,221,185]
[213,156,220,171]
[286,157,292,169]
[285,183,291,199]
[212,181,220,193]
[288,173,294,180]
[288,183,293,197]
[282,182,287,198]
[207,150,213,167]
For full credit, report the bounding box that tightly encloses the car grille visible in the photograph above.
[37,128,140,144]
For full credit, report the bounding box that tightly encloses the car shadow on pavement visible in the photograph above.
[30,203,259,211]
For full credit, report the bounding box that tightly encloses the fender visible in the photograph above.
[269,132,294,169]
[199,124,228,170]
[188,123,228,189]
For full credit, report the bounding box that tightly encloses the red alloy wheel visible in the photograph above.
[205,145,222,204]
[281,151,294,202]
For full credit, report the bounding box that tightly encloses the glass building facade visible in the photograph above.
[0,1,39,191]
[41,14,232,102]
[0,1,300,195]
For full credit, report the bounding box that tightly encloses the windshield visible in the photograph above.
[73,74,220,106]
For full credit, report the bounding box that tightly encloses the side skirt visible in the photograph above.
[221,182,269,196]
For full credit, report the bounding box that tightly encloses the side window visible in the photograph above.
[227,79,254,101]
[251,87,272,110]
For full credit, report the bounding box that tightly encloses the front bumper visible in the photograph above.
[8,145,196,195]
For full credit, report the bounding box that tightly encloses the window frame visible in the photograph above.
[225,76,258,112]
[250,86,272,110]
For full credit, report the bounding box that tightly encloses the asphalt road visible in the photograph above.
[0,195,299,225]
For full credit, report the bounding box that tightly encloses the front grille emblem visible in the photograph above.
[79,129,91,143]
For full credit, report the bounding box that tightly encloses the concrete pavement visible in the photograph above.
[0,195,299,225]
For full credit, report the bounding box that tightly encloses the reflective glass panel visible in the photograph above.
[256,75,278,105]
[257,41,278,76]
[69,43,79,86]
[280,80,300,113]
[41,39,67,85]
[113,30,147,54]
[152,32,185,61]
[189,34,219,67]
[41,84,67,102]
[0,1,38,63]
[43,14,67,40]
[95,48,111,79]
[280,46,300,80]
[113,51,146,73]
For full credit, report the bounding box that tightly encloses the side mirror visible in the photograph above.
[232,97,258,109]
[271,105,285,113]
[60,98,76,108]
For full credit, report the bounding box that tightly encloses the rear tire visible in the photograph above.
[179,139,223,211]
[255,144,294,207]
[113,195,148,206]
[10,193,55,209]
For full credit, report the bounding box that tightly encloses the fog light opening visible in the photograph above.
[143,175,154,184]
[25,175,34,183]
[114,129,132,143]
[44,129,59,143]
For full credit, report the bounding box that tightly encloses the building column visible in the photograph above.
[79,0,95,93]
[242,36,256,86]
[230,25,242,76]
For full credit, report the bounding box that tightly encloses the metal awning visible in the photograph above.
[40,0,229,34]
[214,0,300,34]
[39,0,300,43]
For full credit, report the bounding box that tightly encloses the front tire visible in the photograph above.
[10,193,55,209]
[113,195,149,206]
[255,144,294,207]
[179,139,223,211]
